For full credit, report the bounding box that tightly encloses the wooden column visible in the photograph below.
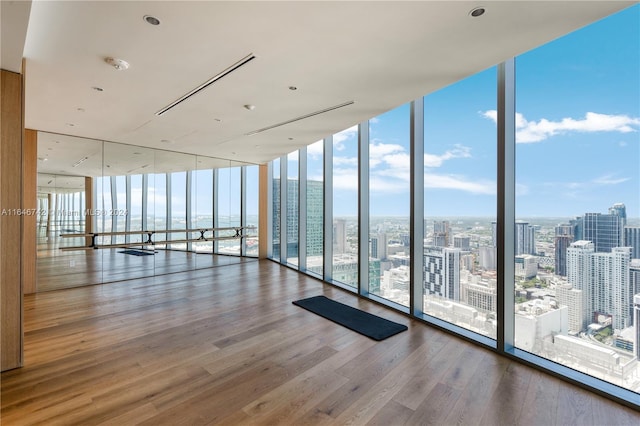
[23,129,37,294]
[1,69,24,370]
[258,163,268,259]
[85,176,93,246]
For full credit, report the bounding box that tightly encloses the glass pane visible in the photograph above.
[514,5,639,393]
[306,140,324,277]
[287,151,299,267]
[245,165,260,257]
[423,66,498,338]
[370,104,410,307]
[272,158,281,259]
[332,126,358,288]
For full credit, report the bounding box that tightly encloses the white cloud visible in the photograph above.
[481,110,640,143]
[333,125,358,151]
[306,140,324,159]
[592,174,630,185]
[425,173,495,195]
[424,145,471,168]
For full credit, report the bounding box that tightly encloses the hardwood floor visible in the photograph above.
[2,260,639,425]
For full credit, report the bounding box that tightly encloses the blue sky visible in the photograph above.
[305,4,639,219]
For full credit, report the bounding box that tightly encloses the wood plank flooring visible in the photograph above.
[2,260,639,425]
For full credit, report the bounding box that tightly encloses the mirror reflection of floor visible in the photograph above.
[36,233,257,292]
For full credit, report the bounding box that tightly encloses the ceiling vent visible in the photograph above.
[155,53,256,116]
[245,101,355,136]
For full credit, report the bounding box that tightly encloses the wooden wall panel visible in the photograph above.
[1,69,24,371]
[258,164,268,259]
[22,129,37,294]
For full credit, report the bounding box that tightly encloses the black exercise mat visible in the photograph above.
[119,249,155,256]
[292,295,407,341]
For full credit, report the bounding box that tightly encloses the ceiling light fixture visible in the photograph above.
[469,7,486,17]
[105,57,130,71]
[143,15,160,25]
[92,86,104,92]
[244,104,256,111]
[245,100,355,136]
[155,53,256,116]
[72,156,89,168]
[289,86,297,91]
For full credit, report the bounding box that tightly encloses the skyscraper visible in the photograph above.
[555,224,575,277]
[433,220,450,247]
[454,236,471,250]
[333,218,347,255]
[624,226,640,259]
[634,294,640,360]
[609,202,627,226]
[582,205,625,253]
[630,260,640,324]
[515,221,536,255]
[424,246,461,301]
[567,241,632,331]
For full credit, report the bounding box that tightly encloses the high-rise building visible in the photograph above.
[454,235,471,250]
[554,224,575,277]
[370,232,388,260]
[609,202,627,226]
[479,246,496,270]
[567,241,632,331]
[624,226,640,259]
[424,246,461,301]
[630,260,640,324]
[433,220,450,247]
[634,294,640,360]
[582,208,624,253]
[556,283,584,334]
[272,179,324,257]
[515,221,536,255]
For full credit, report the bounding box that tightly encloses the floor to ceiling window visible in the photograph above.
[422,67,498,339]
[514,6,640,394]
[266,4,639,407]
[306,140,324,277]
[287,151,300,267]
[369,104,411,307]
[332,126,359,288]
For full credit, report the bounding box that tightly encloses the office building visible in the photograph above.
[625,226,640,259]
[583,210,625,253]
[432,220,450,247]
[555,224,575,276]
[424,246,461,301]
[556,283,584,334]
[454,235,471,250]
[515,221,536,255]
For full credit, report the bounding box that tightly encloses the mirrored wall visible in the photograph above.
[36,132,259,292]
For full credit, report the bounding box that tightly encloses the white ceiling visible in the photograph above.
[12,1,637,170]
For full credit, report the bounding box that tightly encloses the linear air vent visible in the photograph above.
[155,53,256,116]
[245,101,355,136]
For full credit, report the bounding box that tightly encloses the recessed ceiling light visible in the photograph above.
[469,7,486,17]
[134,152,141,155]
[288,137,294,140]
[289,86,297,91]
[144,15,160,25]
[244,104,256,111]
[92,86,103,92]
[214,118,222,122]
[66,123,75,127]
[161,139,172,144]
[105,57,130,71]
[77,107,85,112]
